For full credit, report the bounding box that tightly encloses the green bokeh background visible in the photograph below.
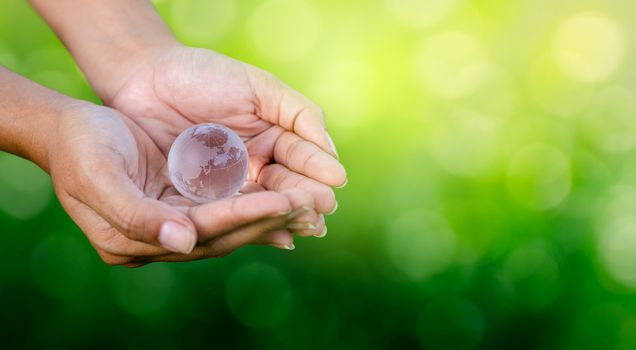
[2,0,636,348]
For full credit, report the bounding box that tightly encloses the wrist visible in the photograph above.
[29,0,182,103]
[0,67,84,172]
[42,100,96,170]
[95,37,182,104]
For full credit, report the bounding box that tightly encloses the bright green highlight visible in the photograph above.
[1,0,636,348]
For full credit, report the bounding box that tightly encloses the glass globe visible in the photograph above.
[168,123,248,203]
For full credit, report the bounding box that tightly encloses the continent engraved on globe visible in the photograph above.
[168,123,248,203]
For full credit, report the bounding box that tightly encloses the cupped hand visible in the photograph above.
[48,103,325,266]
[104,45,347,214]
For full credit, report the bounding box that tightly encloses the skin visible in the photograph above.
[28,0,347,206]
[0,0,348,266]
[0,67,326,266]
[110,47,347,213]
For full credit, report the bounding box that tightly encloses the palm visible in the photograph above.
[51,106,185,263]
[108,47,345,212]
[111,48,269,153]
[52,105,311,265]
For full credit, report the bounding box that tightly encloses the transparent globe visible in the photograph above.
[168,123,248,203]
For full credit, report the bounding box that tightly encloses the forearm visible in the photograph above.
[29,0,179,103]
[0,66,75,172]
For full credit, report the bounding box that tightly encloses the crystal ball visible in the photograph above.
[168,123,248,203]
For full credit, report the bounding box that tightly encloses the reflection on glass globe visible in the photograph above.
[168,123,248,203]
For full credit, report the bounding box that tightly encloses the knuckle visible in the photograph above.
[276,195,293,213]
[281,187,308,204]
[286,137,305,164]
[298,189,315,205]
[302,150,322,174]
[261,191,292,214]
[115,201,138,235]
[115,199,150,241]
[273,167,289,190]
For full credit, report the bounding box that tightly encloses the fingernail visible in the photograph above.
[326,132,339,160]
[272,242,295,250]
[287,222,318,230]
[159,221,196,254]
[314,226,327,238]
[336,178,348,189]
[326,201,339,215]
[287,206,312,220]
[274,208,293,217]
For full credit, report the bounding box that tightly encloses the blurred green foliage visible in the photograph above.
[2,0,636,349]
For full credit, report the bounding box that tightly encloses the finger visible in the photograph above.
[240,181,267,194]
[188,191,293,241]
[70,164,197,255]
[252,71,338,158]
[133,216,294,263]
[255,229,295,249]
[258,164,337,213]
[117,209,305,264]
[288,212,326,237]
[279,88,338,159]
[279,187,314,210]
[243,125,346,188]
[60,195,170,262]
[273,130,347,187]
[197,215,289,256]
[245,125,284,181]
[276,187,325,236]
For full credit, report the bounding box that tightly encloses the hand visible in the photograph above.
[104,45,347,214]
[48,103,326,266]
[27,0,346,247]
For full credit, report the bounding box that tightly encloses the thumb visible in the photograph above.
[76,165,197,254]
[117,196,198,255]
